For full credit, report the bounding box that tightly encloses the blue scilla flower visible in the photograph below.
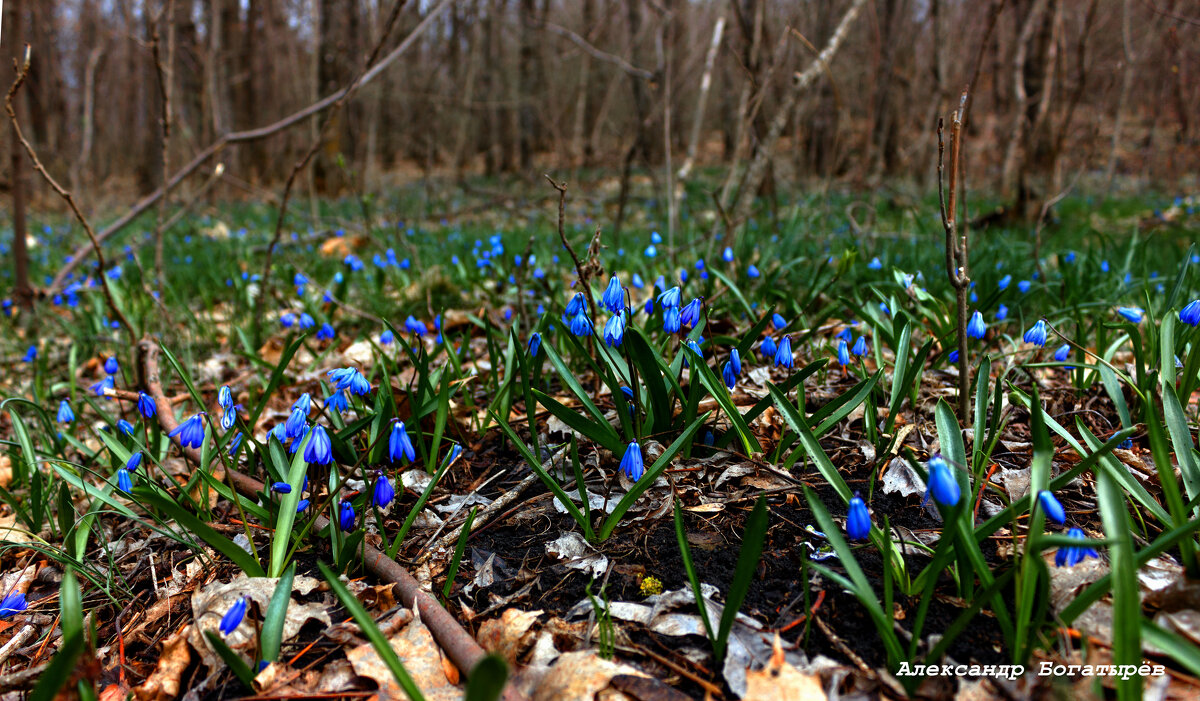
[328,367,370,396]
[104,356,119,375]
[645,245,657,258]
[137,392,157,418]
[846,493,871,541]
[1054,344,1071,362]
[996,304,1009,322]
[760,336,777,359]
[1181,300,1200,326]
[774,336,794,368]
[867,257,882,270]
[117,468,133,492]
[295,498,310,512]
[228,432,244,455]
[170,413,207,449]
[658,286,681,309]
[280,313,296,328]
[723,246,734,262]
[663,306,682,333]
[1055,527,1100,567]
[220,596,248,635]
[1038,490,1066,525]
[565,292,585,318]
[117,419,135,435]
[304,425,332,465]
[1116,306,1143,323]
[218,386,234,411]
[373,472,395,508]
[529,332,542,357]
[602,276,624,313]
[998,274,1011,290]
[949,350,960,363]
[0,591,28,618]
[1023,320,1048,347]
[389,421,416,463]
[316,323,335,341]
[380,328,395,346]
[772,313,787,331]
[285,407,308,439]
[220,406,238,431]
[570,311,593,337]
[852,336,868,357]
[747,265,760,278]
[1018,280,1031,293]
[292,393,312,415]
[126,452,143,472]
[680,298,703,327]
[651,231,662,244]
[57,400,74,424]
[836,340,851,367]
[297,313,314,329]
[404,316,427,335]
[620,442,644,481]
[836,328,852,344]
[632,273,645,288]
[643,298,654,315]
[925,454,960,507]
[683,339,703,367]
[729,348,742,376]
[603,313,626,347]
[967,311,986,339]
[271,481,292,494]
[722,361,736,390]
[326,390,349,413]
[1100,260,1110,272]
[339,500,356,531]
[22,346,36,363]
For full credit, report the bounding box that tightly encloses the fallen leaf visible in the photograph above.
[478,608,543,665]
[0,513,35,544]
[532,651,650,701]
[545,532,608,578]
[133,625,192,701]
[347,611,460,700]
[744,635,826,701]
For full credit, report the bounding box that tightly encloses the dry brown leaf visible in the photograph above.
[99,683,131,701]
[347,612,460,701]
[532,651,650,701]
[133,625,192,701]
[0,513,35,544]
[743,635,826,701]
[478,608,543,666]
[0,455,13,489]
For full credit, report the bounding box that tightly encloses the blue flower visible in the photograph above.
[117,419,135,435]
[996,304,1009,322]
[836,328,852,343]
[228,432,244,455]
[774,336,794,368]
[760,336,777,359]
[0,591,27,618]
[631,273,645,288]
[603,313,626,347]
[683,340,703,366]
[529,332,542,357]
[1055,527,1100,567]
[126,452,143,472]
[373,473,395,508]
[284,407,308,439]
[651,231,662,244]
[967,311,986,339]
[1181,300,1200,326]
[389,421,416,463]
[326,390,349,413]
[218,386,234,411]
[1054,344,1071,362]
[1101,260,1110,272]
[998,275,1011,290]
[925,454,960,507]
[729,348,742,376]
[867,257,882,270]
[298,313,315,330]
[271,482,292,494]
[846,493,871,540]
[404,316,427,335]
[620,442,644,481]
[1038,490,1066,525]
[379,329,395,346]
[948,350,960,363]
[722,361,737,390]
[644,245,657,257]
[836,340,851,367]
[291,393,312,415]
[1018,280,1031,293]
[680,298,703,327]
[747,265,760,278]
[22,346,36,363]
[339,500,356,531]
[772,313,787,331]
[304,425,333,465]
[1116,306,1143,323]
[219,596,248,635]
[104,356,119,375]
[296,499,310,513]
[722,247,734,262]
[117,468,133,492]
[328,367,370,396]
[657,286,681,309]
[316,323,336,341]
[170,413,207,449]
[852,336,868,357]
[565,292,585,318]
[663,306,682,333]
[602,276,624,313]
[570,311,593,337]
[57,400,74,424]
[1023,320,1048,347]
[137,392,157,418]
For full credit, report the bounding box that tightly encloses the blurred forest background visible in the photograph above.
[1,0,1197,242]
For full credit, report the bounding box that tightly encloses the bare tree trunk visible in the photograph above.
[1103,0,1133,194]
[1000,0,1050,200]
[677,15,724,181]
[7,0,33,308]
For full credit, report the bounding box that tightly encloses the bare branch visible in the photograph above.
[541,20,654,80]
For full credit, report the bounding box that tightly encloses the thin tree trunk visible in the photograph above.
[677,15,724,181]
[1000,0,1050,199]
[8,0,32,308]
[1103,0,1133,193]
